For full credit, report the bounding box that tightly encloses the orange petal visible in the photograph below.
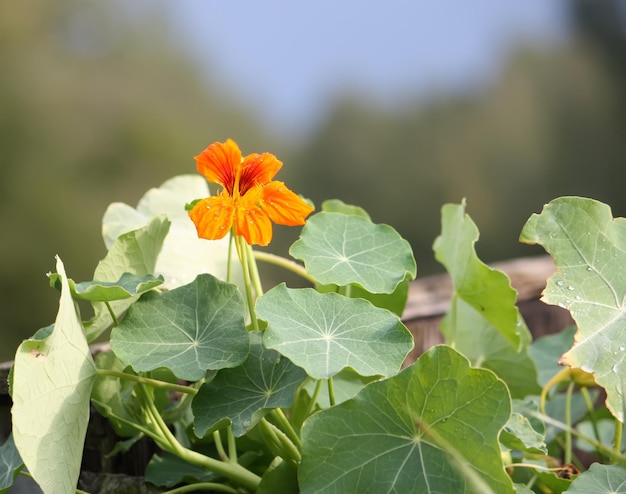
[194,139,241,194]
[188,194,234,240]
[239,152,283,195]
[261,181,314,226]
[236,188,273,245]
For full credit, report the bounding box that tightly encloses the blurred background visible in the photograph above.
[2,0,626,361]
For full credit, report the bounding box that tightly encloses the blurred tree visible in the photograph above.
[288,0,626,276]
[0,0,270,360]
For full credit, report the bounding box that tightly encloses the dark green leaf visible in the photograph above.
[192,333,307,437]
[0,435,23,492]
[111,274,249,381]
[299,345,513,494]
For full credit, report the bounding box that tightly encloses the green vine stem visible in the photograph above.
[270,408,302,450]
[252,250,317,284]
[137,384,261,490]
[303,379,323,418]
[327,377,336,407]
[258,417,301,464]
[95,369,198,396]
[580,387,603,457]
[162,482,239,494]
[614,419,623,460]
[104,301,119,327]
[564,381,575,465]
[529,409,626,466]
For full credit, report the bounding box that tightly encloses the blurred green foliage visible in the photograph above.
[2,0,626,361]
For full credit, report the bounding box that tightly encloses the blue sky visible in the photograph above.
[164,1,568,135]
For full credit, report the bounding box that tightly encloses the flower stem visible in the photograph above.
[258,417,301,464]
[327,377,336,407]
[95,368,197,396]
[253,250,317,284]
[236,236,260,332]
[162,483,239,494]
[104,301,119,327]
[614,419,623,460]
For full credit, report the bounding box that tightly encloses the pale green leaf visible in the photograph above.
[434,202,539,397]
[564,463,626,493]
[192,332,307,437]
[434,202,531,350]
[110,274,249,381]
[0,435,23,491]
[290,212,416,293]
[11,257,96,494]
[257,284,413,379]
[145,451,220,487]
[102,174,236,290]
[321,199,371,219]
[299,345,513,494]
[84,214,170,342]
[520,197,626,421]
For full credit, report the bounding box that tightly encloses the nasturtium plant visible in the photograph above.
[5,139,626,493]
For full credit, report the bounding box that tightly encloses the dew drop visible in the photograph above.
[557,280,565,286]
[620,346,625,352]
[567,285,575,291]
[575,295,582,301]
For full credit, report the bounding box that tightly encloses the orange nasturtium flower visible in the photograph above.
[189,139,314,246]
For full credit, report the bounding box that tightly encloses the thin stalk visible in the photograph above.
[104,301,119,327]
[259,417,301,464]
[96,368,197,396]
[253,250,317,284]
[528,409,626,466]
[580,387,602,450]
[236,236,260,332]
[327,377,336,407]
[245,243,263,297]
[226,231,235,284]
[213,430,228,461]
[303,379,323,418]
[227,424,238,463]
[564,381,575,465]
[162,483,239,494]
[614,420,623,460]
[271,408,302,450]
[138,384,261,490]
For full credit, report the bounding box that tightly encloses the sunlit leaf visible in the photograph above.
[520,197,626,420]
[564,463,626,493]
[192,332,307,437]
[84,214,170,342]
[0,435,23,491]
[290,211,416,293]
[257,284,413,379]
[102,174,236,290]
[110,274,249,381]
[11,257,96,494]
[434,202,539,397]
[299,345,513,494]
[321,199,371,219]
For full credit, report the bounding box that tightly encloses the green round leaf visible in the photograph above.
[192,332,307,437]
[49,272,164,302]
[520,197,626,421]
[564,463,626,493]
[299,345,513,494]
[110,274,249,381]
[290,212,416,293]
[257,284,413,379]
